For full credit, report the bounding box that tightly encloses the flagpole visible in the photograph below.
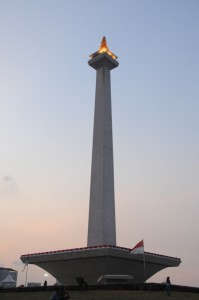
[25,260,29,287]
[142,240,146,282]
[130,239,145,281]
[143,252,146,282]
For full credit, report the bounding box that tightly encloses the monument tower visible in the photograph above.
[21,38,181,285]
[88,37,118,246]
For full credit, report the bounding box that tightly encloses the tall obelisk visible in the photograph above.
[87,37,119,246]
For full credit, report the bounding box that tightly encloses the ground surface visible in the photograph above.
[0,290,198,300]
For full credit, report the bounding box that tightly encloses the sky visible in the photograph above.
[0,0,199,288]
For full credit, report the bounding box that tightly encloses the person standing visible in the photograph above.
[166,276,171,296]
[44,280,47,287]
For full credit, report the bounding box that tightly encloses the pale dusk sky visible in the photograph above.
[0,0,199,287]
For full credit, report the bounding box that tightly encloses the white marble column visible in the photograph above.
[87,53,119,246]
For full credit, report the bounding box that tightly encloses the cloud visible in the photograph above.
[0,176,18,195]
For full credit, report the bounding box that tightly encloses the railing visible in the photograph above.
[21,245,181,261]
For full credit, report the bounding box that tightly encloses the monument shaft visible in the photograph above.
[88,52,118,246]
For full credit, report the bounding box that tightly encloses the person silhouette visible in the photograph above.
[44,280,47,287]
[166,276,171,296]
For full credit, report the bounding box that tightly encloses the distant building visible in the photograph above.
[0,267,17,288]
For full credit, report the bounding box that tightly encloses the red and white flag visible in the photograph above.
[130,240,144,254]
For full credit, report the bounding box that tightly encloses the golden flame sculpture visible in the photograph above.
[90,37,118,60]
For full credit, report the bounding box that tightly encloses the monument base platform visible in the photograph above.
[20,245,181,285]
